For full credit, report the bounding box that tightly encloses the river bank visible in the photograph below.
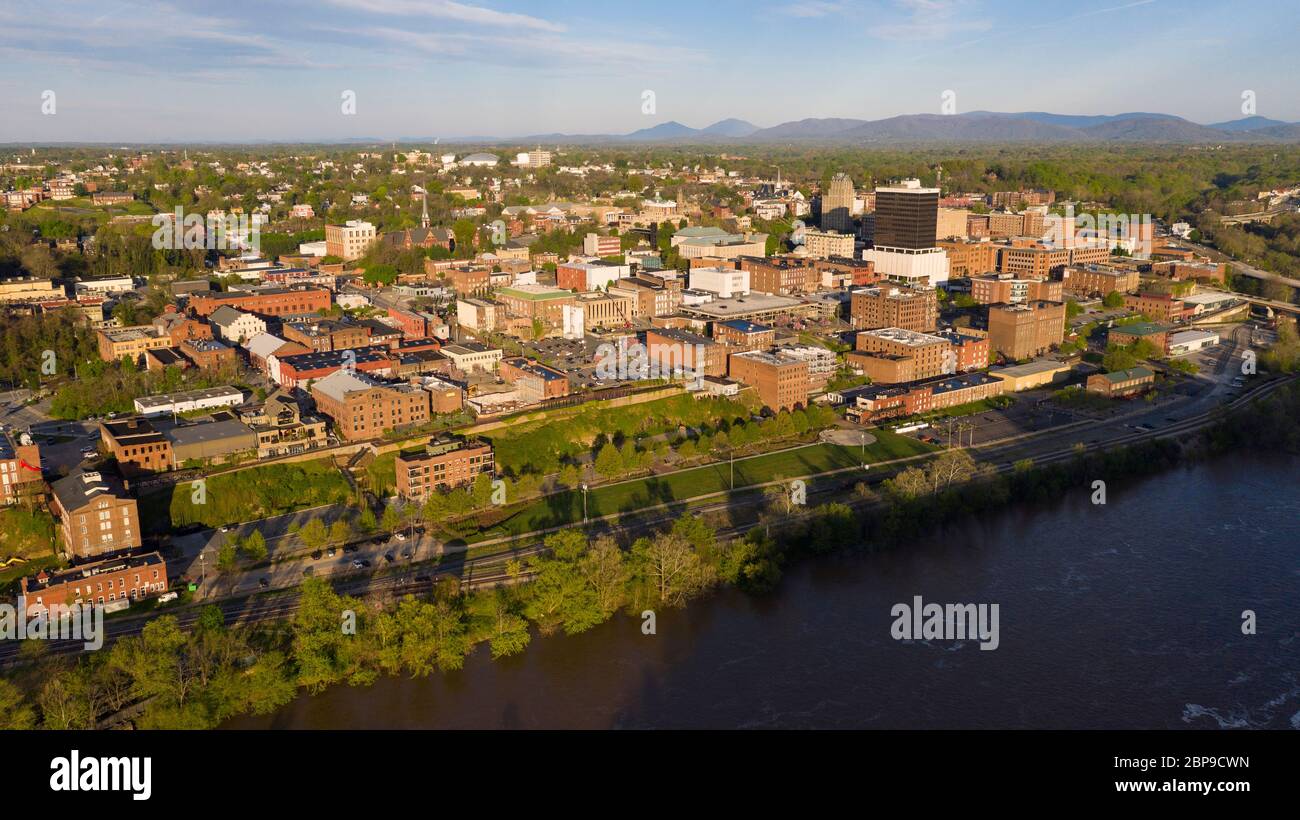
[226,447,1299,729]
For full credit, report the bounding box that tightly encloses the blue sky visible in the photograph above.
[1,0,1298,142]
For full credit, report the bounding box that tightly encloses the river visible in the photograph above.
[226,452,1300,729]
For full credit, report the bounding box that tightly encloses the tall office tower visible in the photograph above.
[864,178,948,287]
[873,178,939,249]
[822,173,855,233]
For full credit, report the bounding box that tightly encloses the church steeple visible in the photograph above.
[420,190,429,229]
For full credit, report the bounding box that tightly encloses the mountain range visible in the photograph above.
[440,111,1300,145]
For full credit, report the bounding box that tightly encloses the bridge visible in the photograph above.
[1220,208,1290,226]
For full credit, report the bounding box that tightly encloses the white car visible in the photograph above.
[395,532,407,542]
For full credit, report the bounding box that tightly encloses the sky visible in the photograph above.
[1,0,1298,143]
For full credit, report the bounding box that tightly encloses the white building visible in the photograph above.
[298,240,327,257]
[460,153,499,168]
[74,276,134,296]
[559,261,628,291]
[336,293,370,309]
[440,342,502,374]
[134,386,246,417]
[688,266,750,299]
[209,305,267,346]
[1168,329,1219,355]
[863,246,949,287]
[455,297,500,333]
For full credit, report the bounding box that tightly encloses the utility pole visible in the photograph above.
[581,483,588,522]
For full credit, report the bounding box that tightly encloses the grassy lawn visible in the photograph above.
[0,507,57,560]
[0,554,63,595]
[138,458,351,533]
[468,431,933,539]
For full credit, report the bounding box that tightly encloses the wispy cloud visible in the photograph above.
[321,0,565,32]
[868,0,990,41]
[776,1,847,17]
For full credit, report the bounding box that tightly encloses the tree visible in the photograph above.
[886,466,929,500]
[631,532,709,606]
[1102,290,1125,308]
[1102,344,1138,372]
[298,517,328,551]
[240,530,267,562]
[484,587,531,659]
[594,443,622,478]
[928,448,976,493]
[524,530,606,635]
[0,679,35,730]
[356,505,377,534]
[328,518,352,550]
[380,503,404,534]
[216,542,237,572]
[579,537,629,617]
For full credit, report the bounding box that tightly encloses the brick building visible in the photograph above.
[738,255,816,296]
[970,273,1064,305]
[100,417,172,478]
[938,240,1000,278]
[644,327,727,379]
[499,357,571,401]
[395,438,495,501]
[1058,265,1141,298]
[310,369,431,441]
[20,552,167,615]
[712,319,776,351]
[0,431,42,505]
[187,286,332,319]
[727,350,811,412]
[987,301,1066,360]
[1086,366,1155,398]
[50,471,142,560]
[850,285,938,331]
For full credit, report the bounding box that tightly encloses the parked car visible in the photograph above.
[310,550,322,560]
[258,578,270,589]
[351,559,364,569]
[395,532,407,542]
[383,552,395,563]
[327,547,336,558]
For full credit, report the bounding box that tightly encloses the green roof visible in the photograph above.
[1102,366,1154,383]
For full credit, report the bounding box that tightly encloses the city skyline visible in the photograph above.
[2,0,1299,142]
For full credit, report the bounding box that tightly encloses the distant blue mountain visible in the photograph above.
[1206,115,1293,132]
[698,118,759,137]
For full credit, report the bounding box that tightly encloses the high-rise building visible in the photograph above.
[822,173,855,234]
[873,178,939,250]
[865,178,948,286]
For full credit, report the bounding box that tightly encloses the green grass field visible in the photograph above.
[470,431,933,540]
